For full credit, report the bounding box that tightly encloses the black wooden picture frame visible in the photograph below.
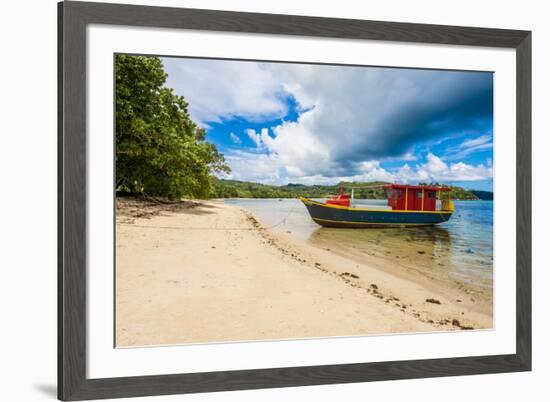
[58,1,532,400]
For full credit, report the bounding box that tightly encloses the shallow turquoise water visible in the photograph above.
[224,198,493,289]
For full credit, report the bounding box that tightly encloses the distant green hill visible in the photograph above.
[471,190,494,200]
[211,179,489,200]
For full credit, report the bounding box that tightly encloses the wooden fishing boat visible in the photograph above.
[300,184,454,228]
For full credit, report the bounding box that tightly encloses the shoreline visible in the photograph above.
[245,208,492,329]
[115,197,492,347]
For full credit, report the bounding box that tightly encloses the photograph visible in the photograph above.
[114,54,494,347]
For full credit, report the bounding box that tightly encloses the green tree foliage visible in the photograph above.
[418,182,480,200]
[115,55,229,199]
[211,180,389,199]
[470,190,493,200]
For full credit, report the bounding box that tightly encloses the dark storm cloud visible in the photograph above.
[335,70,493,163]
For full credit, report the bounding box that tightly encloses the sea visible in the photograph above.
[224,198,494,290]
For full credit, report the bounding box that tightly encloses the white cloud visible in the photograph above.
[240,64,489,182]
[461,135,492,148]
[243,112,332,178]
[162,57,492,185]
[222,151,492,186]
[446,134,493,159]
[222,151,283,184]
[229,132,241,144]
[425,152,448,173]
[401,152,418,161]
[394,153,493,183]
[245,129,261,147]
[162,58,287,124]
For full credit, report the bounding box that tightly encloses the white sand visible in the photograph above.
[115,199,491,347]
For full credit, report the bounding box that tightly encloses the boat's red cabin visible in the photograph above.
[326,194,350,207]
[384,184,451,211]
[325,184,451,211]
[326,186,351,207]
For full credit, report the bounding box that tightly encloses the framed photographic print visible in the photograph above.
[58,1,531,400]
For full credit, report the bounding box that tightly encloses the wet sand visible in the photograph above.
[115,197,492,347]
[307,229,493,320]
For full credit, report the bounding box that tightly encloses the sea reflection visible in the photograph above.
[308,226,454,278]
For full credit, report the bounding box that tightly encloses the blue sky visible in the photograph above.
[163,57,493,191]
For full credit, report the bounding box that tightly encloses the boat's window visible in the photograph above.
[428,191,435,198]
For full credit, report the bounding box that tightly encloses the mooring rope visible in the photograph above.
[117,198,302,231]
[263,197,301,229]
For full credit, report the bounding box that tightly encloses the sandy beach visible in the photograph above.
[115,197,492,347]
